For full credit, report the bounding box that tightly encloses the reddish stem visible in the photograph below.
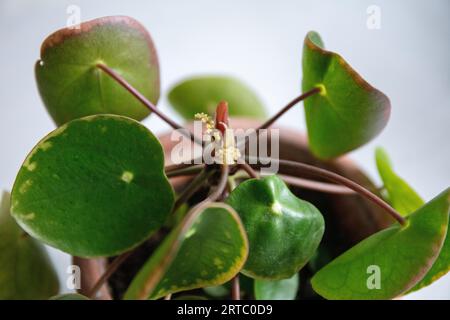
[96,63,202,146]
[249,157,406,225]
[231,275,241,300]
[256,87,320,130]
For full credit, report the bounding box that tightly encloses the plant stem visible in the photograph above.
[238,163,259,179]
[235,88,320,153]
[172,169,213,213]
[165,162,197,173]
[249,157,406,225]
[87,251,133,299]
[166,164,204,178]
[205,164,230,203]
[256,87,320,130]
[231,275,240,300]
[276,173,356,194]
[96,63,202,146]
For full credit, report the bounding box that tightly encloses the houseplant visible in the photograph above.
[1,16,448,300]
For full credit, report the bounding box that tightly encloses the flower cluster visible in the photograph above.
[194,112,241,164]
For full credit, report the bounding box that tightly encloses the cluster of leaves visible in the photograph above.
[1,16,448,300]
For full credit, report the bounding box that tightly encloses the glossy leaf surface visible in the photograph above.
[227,175,324,280]
[11,115,174,257]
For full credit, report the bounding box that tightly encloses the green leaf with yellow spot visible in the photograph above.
[311,188,450,299]
[0,191,59,299]
[226,175,324,280]
[11,115,174,257]
[36,16,160,125]
[375,147,424,216]
[124,202,248,300]
[168,76,266,120]
[254,273,299,300]
[302,31,390,159]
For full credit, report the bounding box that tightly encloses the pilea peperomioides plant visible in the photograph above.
[2,16,448,300]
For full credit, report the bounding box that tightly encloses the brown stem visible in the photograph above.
[235,88,321,153]
[96,63,202,146]
[165,162,197,173]
[172,169,213,213]
[238,163,259,179]
[277,174,356,195]
[87,251,133,299]
[231,275,240,300]
[204,164,230,203]
[249,157,406,225]
[166,164,204,178]
[256,87,320,130]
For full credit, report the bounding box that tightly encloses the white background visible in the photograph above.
[0,0,448,299]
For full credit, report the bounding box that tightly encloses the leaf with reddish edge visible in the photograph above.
[311,188,449,300]
[36,16,160,125]
[302,31,390,159]
[374,148,450,294]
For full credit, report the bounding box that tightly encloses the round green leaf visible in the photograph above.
[11,115,174,257]
[124,202,248,300]
[50,293,90,300]
[302,31,391,159]
[36,16,160,125]
[226,175,325,280]
[0,191,59,300]
[254,273,299,300]
[168,76,266,120]
[311,188,450,299]
[375,147,424,216]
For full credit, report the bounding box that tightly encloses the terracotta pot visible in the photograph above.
[74,118,392,299]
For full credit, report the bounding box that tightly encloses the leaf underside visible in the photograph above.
[302,31,390,159]
[311,188,450,299]
[374,148,450,293]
